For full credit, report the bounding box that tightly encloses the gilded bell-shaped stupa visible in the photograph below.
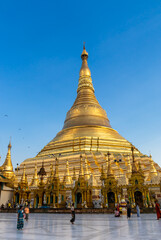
[1,140,15,179]
[17,46,161,185]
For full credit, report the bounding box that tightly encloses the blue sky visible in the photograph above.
[0,0,161,168]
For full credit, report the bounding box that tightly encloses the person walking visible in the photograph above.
[70,203,75,224]
[136,203,140,217]
[155,200,161,220]
[24,205,29,221]
[127,201,131,219]
[17,205,24,230]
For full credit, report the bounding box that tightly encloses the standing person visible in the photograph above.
[17,205,24,230]
[24,205,29,222]
[155,200,161,220]
[136,203,140,217]
[8,201,11,209]
[127,201,131,219]
[70,203,75,224]
[116,204,120,213]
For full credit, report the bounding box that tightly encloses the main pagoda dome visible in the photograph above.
[18,46,161,185]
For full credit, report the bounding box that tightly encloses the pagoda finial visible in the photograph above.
[2,139,13,176]
[83,42,86,49]
[79,44,92,82]
[8,137,12,149]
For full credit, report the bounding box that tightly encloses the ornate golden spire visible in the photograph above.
[21,165,26,183]
[84,157,90,180]
[79,154,84,176]
[2,140,14,178]
[106,152,114,177]
[79,44,92,85]
[78,44,93,92]
[131,146,137,173]
[62,45,111,130]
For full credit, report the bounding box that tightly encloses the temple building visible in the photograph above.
[1,46,161,208]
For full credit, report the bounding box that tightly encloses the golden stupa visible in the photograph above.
[17,46,161,186]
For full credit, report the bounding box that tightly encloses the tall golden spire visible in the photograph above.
[131,146,137,173]
[84,157,90,180]
[78,44,93,92]
[21,165,26,183]
[79,154,84,176]
[106,152,113,177]
[2,140,14,178]
[62,45,111,130]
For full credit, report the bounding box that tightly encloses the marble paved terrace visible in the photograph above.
[0,213,160,240]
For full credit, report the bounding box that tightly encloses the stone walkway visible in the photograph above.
[0,213,160,240]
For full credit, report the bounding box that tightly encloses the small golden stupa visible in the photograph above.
[0,141,15,180]
[17,46,161,188]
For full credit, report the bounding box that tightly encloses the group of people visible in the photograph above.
[17,205,29,230]
[16,199,161,230]
[1,201,14,209]
[1,200,31,210]
[114,201,140,218]
[114,200,161,220]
